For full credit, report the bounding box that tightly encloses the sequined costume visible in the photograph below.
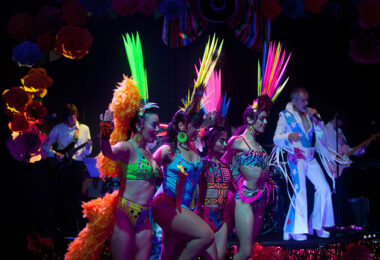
[195,158,237,231]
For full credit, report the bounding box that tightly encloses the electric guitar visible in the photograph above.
[331,133,379,178]
[48,140,92,171]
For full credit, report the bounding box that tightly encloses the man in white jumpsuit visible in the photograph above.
[273,88,334,240]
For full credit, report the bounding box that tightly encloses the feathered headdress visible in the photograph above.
[252,41,291,116]
[180,34,224,117]
[97,32,158,179]
[200,68,230,127]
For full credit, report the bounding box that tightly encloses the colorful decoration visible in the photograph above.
[7,12,36,42]
[62,0,89,26]
[122,32,149,104]
[12,41,43,67]
[35,6,63,34]
[2,86,31,115]
[55,25,94,60]
[257,41,291,102]
[78,0,112,16]
[37,33,56,53]
[112,0,139,16]
[180,34,224,115]
[303,0,328,14]
[349,32,380,63]
[21,68,54,94]
[359,0,380,29]
[261,0,283,19]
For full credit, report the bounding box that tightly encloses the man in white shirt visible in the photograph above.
[43,104,92,236]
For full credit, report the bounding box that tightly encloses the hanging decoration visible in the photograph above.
[62,0,89,26]
[7,12,36,42]
[35,6,63,35]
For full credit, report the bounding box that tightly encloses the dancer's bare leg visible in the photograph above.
[135,220,153,260]
[153,204,215,260]
[111,209,135,260]
[233,200,254,260]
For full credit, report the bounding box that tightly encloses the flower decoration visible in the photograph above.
[35,6,63,34]
[261,0,283,19]
[138,0,158,16]
[62,0,89,26]
[159,0,187,20]
[12,41,43,67]
[37,33,56,52]
[78,0,113,16]
[303,0,328,14]
[112,0,139,16]
[55,25,94,59]
[2,87,31,114]
[21,68,54,93]
[282,0,305,19]
[9,113,30,132]
[25,101,48,124]
[359,0,380,29]
[7,12,36,42]
[349,32,380,63]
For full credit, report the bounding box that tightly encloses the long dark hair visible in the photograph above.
[164,109,204,150]
[202,124,227,155]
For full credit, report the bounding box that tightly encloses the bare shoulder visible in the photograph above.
[153,144,175,165]
[228,135,244,151]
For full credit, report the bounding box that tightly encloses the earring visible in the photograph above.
[249,125,255,136]
[177,132,187,143]
[135,133,142,143]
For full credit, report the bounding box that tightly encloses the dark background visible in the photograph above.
[2,0,380,257]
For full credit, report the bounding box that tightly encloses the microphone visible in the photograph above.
[44,113,57,119]
[307,108,322,121]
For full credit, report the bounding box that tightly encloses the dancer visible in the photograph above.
[196,69,237,260]
[222,42,291,260]
[152,35,223,260]
[65,33,161,260]
[273,87,335,241]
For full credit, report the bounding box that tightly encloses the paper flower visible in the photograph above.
[9,113,30,132]
[25,101,47,124]
[79,0,112,16]
[159,0,187,20]
[261,0,282,19]
[359,0,380,29]
[21,68,53,92]
[349,32,380,63]
[35,6,63,34]
[12,41,43,67]
[7,12,36,42]
[112,0,139,16]
[303,0,328,14]
[55,25,94,59]
[2,87,31,114]
[37,33,56,52]
[62,0,88,26]
[138,0,158,16]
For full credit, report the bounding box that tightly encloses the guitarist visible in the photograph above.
[42,104,92,237]
[321,111,378,228]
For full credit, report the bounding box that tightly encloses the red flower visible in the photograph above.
[261,0,282,19]
[112,0,140,16]
[7,12,36,42]
[2,87,31,114]
[37,33,56,52]
[62,0,88,26]
[359,0,380,28]
[350,32,380,63]
[36,6,63,34]
[25,101,47,124]
[138,0,158,16]
[21,68,54,91]
[303,0,328,14]
[55,25,94,60]
[9,113,30,132]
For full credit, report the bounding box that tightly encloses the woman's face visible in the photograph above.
[186,122,200,142]
[211,130,228,157]
[251,111,269,134]
[140,113,160,143]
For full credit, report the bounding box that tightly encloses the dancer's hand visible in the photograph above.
[100,109,113,122]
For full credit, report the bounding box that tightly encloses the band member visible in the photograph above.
[273,88,335,240]
[42,103,92,236]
